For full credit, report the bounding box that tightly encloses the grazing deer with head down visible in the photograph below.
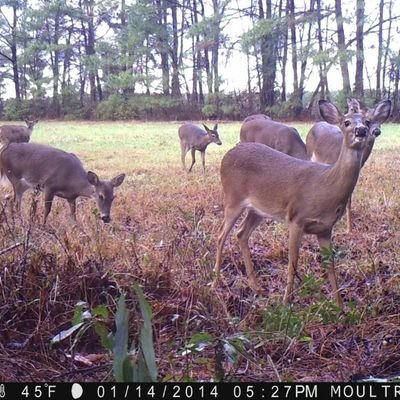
[306,98,391,232]
[214,100,371,309]
[240,117,308,160]
[0,118,39,146]
[0,142,125,224]
[178,123,222,173]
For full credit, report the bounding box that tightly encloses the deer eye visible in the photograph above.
[344,120,351,127]
[99,193,105,201]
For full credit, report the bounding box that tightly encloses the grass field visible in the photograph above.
[1,119,400,382]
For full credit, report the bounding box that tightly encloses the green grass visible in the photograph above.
[27,119,400,172]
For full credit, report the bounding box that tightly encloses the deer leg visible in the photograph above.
[12,180,29,213]
[283,223,303,305]
[188,148,196,172]
[317,231,343,309]
[200,151,206,174]
[180,144,188,172]
[236,210,263,292]
[43,190,55,225]
[346,196,352,233]
[213,203,244,288]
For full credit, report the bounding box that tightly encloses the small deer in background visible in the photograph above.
[0,118,39,146]
[214,100,372,309]
[178,123,222,173]
[240,117,308,160]
[306,98,391,232]
[0,142,125,225]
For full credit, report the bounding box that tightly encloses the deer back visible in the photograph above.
[305,121,342,164]
[1,142,92,197]
[242,114,271,123]
[240,118,308,160]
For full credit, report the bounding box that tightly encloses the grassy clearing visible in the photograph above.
[1,119,400,382]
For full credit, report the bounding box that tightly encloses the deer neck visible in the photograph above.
[80,182,96,198]
[360,138,375,167]
[325,141,364,202]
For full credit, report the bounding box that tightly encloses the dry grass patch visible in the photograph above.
[1,120,400,382]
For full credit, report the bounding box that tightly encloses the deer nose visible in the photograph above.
[101,215,111,223]
[355,126,367,137]
[372,127,381,137]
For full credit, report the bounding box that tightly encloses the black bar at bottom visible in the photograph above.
[0,382,399,400]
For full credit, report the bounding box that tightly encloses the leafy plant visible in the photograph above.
[261,303,304,338]
[182,331,253,382]
[112,286,157,382]
[51,285,158,382]
[50,301,111,350]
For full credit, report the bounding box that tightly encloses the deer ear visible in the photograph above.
[347,98,361,113]
[319,100,342,125]
[372,99,391,123]
[203,124,210,132]
[213,123,218,131]
[87,171,100,186]
[111,173,125,187]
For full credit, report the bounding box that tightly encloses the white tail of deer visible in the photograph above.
[240,118,308,160]
[214,100,371,309]
[0,142,125,224]
[178,123,222,173]
[0,119,39,146]
[306,99,391,232]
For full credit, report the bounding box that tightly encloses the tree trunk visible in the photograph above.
[354,0,364,98]
[280,0,288,102]
[170,3,181,96]
[259,0,277,109]
[375,0,384,99]
[334,0,351,94]
[155,0,170,95]
[316,0,329,99]
[198,0,212,94]
[11,4,21,101]
[382,0,393,97]
[288,0,298,95]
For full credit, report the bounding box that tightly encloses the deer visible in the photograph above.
[0,118,39,146]
[213,100,372,309]
[242,114,271,123]
[178,123,222,173]
[240,117,308,160]
[306,98,391,232]
[0,142,125,225]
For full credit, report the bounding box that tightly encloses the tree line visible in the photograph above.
[0,0,399,121]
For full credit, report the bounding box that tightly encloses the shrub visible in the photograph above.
[2,98,31,120]
[61,86,85,120]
